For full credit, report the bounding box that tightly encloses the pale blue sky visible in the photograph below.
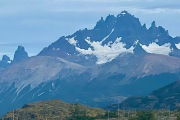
[0,0,180,59]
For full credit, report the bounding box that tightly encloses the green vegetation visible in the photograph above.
[1,100,180,120]
[129,111,155,120]
[1,100,105,120]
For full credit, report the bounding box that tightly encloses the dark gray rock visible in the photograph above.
[0,55,11,69]
[12,46,28,64]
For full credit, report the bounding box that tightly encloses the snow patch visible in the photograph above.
[7,61,11,63]
[38,92,45,96]
[102,28,114,42]
[52,48,60,51]
[175,43,180,49]
[49,89,52,92]
[140,42,172,55]
[134,40,139,45]
[68,37,77,46]
[52,83,55,88]
[76,37,134,64]
[85,56,89,60]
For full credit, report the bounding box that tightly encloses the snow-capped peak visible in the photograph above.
[39,11,180,65]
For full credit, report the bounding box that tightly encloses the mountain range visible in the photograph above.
[120,80,180,110]
[39,11,180,64]
[0,11,180,116]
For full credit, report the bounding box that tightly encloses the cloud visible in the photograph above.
[41,0,180,15]
[51,0,136,3]
[133,8,180,14]
[1,0,180,17]
[49,6,180,15]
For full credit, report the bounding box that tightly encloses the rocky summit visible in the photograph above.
[0,55,11,70]
[0,46,29,71]
[39,11,180,65]
[12,46,29,64]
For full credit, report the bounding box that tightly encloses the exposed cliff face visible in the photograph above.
[0,46,29,71]
[12,46,28,64]
[0,55,11,70]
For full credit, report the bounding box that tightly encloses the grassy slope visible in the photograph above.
[1,99,106,120]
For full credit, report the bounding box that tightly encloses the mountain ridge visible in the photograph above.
[39,11,180,64]
[120,80,180,110]
[0,53,180,116]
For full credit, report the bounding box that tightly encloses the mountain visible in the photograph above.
[0,11,180,117]
[0,55,11,70]
[1,100,106,120]
[12,46,29,64]
[120,80,180,110]
[39,11,180,65]
[0,46,29,71]
[0,56,88,116]
[0,54,180,116]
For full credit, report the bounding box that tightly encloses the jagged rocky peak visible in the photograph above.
[39,10,180,65]
[94,15,116,30]
[2,55,11,62]
[0,55,11,69]
[13,46,29,63]
[94,17,105,29]
[151,21,156,28]
[149,21,168,35]
[94,10,140,30]
[142,24,147,30]
[133,42,147,54]
[149,21,157,33]
[115,11,142,36]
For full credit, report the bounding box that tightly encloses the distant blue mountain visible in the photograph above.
[12,46,29,64]
[0,46,29,71]
[0,55,11,69]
